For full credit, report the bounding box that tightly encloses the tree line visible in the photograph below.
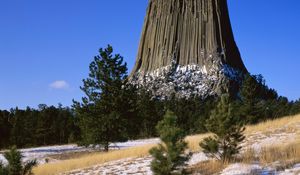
[0,105,80,149]
[1,45,299,151]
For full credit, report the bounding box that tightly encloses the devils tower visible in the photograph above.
[129,0,248,99]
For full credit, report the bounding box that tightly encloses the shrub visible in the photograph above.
[200,95,245,162]
[2,146,37,175]
[150,110,190,175]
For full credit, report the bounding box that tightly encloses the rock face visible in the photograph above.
[129,0,248,99]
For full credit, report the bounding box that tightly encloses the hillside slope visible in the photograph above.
[33,114,300,175]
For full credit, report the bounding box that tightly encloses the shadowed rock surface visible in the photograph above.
[130,0,248,99]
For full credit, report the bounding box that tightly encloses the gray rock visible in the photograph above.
[129,0,248,99]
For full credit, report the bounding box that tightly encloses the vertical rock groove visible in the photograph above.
[131,0,246,75]
[130,0,248,99]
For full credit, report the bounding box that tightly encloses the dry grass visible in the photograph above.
[245,114,300,135]
[188,160,227,175]
[185,133,211,152]
[191,140,300,174]
[33,134,211,175]
[189,114,300,175]
[238,139,300,171]
[239,148,257,164]
[259,141,300,166]
[33,144,156,175]
[34,114,300,175]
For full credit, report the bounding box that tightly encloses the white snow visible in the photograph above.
[0,154,6,164]
[241,132,297,152]
[0,144,88,165]
[188,152,209,166]
[130,61,243,99]
[0,138,160,165]
[66,157,153,175]
[66,152,210,175]
[220,163,263,175]
[113,138,160,149]
[278,164,300,175]
[64,151,210,175]
[2,121,299,175]
[220,163,280,175]
[221,163,300,175]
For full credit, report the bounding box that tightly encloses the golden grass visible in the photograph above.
[237,139,300,172]
[33,144,156,175]
[188,160,227,175]
[34,114,300,175]
[185,133,211,152]
[239,148,257,164]
[189,114,300,175]
[190,139,300,175]
[259,141,300,166]
[245,114,300,134]
[34,134,212,175]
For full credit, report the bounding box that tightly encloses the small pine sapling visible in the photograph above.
[200,95,245,163]
[150,110,190,175]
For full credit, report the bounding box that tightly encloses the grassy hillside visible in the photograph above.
[33,114,300,175]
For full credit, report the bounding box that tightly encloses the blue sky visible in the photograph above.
[0,0,299,109]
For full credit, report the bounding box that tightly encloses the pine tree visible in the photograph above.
[136,88,163,138]
[0,110,11,149]
[150,110,190,175]
[73,45,129,151]
[240,73,280,123]
[3,146,37,175]
[0,162,8,175]
[200,95,245,162]
[240,74,261,123]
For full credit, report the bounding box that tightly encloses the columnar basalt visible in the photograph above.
[129,0,248,99]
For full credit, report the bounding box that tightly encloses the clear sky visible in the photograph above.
[0,0,300,109]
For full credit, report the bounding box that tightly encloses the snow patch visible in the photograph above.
[220,163,264,175]
[278,164,300,175]
[188,152,209,166]
[130,61,243,99]
[0,138,160,165]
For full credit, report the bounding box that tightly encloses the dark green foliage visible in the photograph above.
[0,162,8,175]
[135,88,164,138]
[0,105,78,150]
[240,74,269,123]
[4,146,22,175]
[200,95,245,162]
[73,45,130,151]
[21,160,37,175]
[239,73,297,124]
[3,146,37,175]
[290,99,300,115]
[0,110,11,149]
[165,96,217,135]
[150,111,190,175]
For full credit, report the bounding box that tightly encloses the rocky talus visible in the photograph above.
[129,0,248,98]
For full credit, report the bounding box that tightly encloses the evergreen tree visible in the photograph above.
[0,162,8,175]
[0,105,77,149]
[0,110,12,149]
[150,110,190,175]
[3,146,37,175]
[9,108,28,148]
[200,95,245,162]
[136,88,164,138]
[290,99,300,115]
[239,73,281,123]
[73,45,129,151]
[240,74,261,123]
